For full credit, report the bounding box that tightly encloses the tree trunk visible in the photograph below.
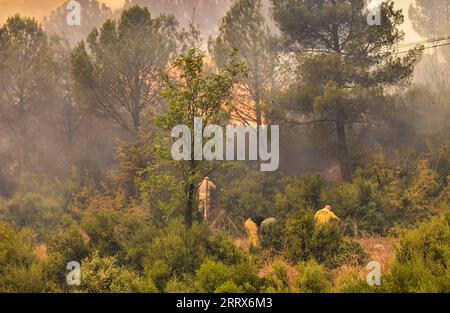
[336,102,352,182]
[185,182,195,228]
[132,109,140,136]
[353,219,359,240]
[18,92,28,175]
[185,157,197,228]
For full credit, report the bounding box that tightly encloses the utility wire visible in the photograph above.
[395,36,450,48]
[394,41,450,55]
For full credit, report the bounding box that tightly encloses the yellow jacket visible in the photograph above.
[245,219,260,247]
[314,207,340,225]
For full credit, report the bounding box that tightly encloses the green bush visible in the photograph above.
[76,251,143,293]
[275,175,323,216]
[217,166,281,219]
[165,275,196,293]
[261,221,284,252]
[195,258,263,293]
[144,260,171,292]
[196,260,234,293]
[264,259,291,293]
[262,212,367,269]
[215,281,243,293]
[47,226,90,263]
[142,220,248,285]
[337,268,377,293]
[0,222,49,292]
[293,260,330,293]
[143,221,212,277]
[0,193,69,239]
[80,199,153,262]
[384,213,450,292]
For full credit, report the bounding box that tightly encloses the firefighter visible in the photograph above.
[245,216,276,247]
[314,205,342,225]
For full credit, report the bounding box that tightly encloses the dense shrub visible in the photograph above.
[217,166,281,218]
[293,260,330,293]
[0,222,49,292]
[140,220,252,291]
[195,260,234,293]
[195,259,262,293]
[75,251,146,293]
[384,213,450,292]
[0,193,69,239]
[325,146,450,236]
[79,195,153,262]
[275,175,324,216]
[336,268,376,293]
[262,212,368,269]
[264,259,291,293]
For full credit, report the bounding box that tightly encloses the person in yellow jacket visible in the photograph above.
[244,216,266,247]
[314,205,342,225]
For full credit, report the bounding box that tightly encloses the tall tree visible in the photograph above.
[271,0,422,181]
[46,36,85,148]
[71,6,180,137]
[147,49,243,228]
[0,15,54,174]
[209,0,279,127]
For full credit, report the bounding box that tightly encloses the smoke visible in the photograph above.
[0,0,124,23]
[0,0,421,42]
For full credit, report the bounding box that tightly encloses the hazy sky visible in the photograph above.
[0,0,125,21]
[0,0,422,43]
[395,0,422,42]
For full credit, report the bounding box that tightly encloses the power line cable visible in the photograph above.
[394,41,450,55]
[395,36,450,48]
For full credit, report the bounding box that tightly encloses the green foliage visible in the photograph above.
[71,5,180,135]
[0,15,55,173]
[144,260,171,292]
[264,259,291,292]
[0,222,48,292]
[0,1,449,295]
[209,0,279,126]
[196,260,234,293]
[339,146,448,235]
[0,192,69,239]
[141,220,246,277]
[271,0,422,181]
[78,193,153,262]
[261,220,284,252]
[293,260,330,293]
[143,221,213,277]
[384,213,450,292]
[76,251,142,293]
[145,48,244,227]
[275,175,323,216]
[164,275,196,293]
[195,259,262,293]
[337,268,375,293]
[214,281,243,293]
[263,210,368,269]
[217,165,281,219]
